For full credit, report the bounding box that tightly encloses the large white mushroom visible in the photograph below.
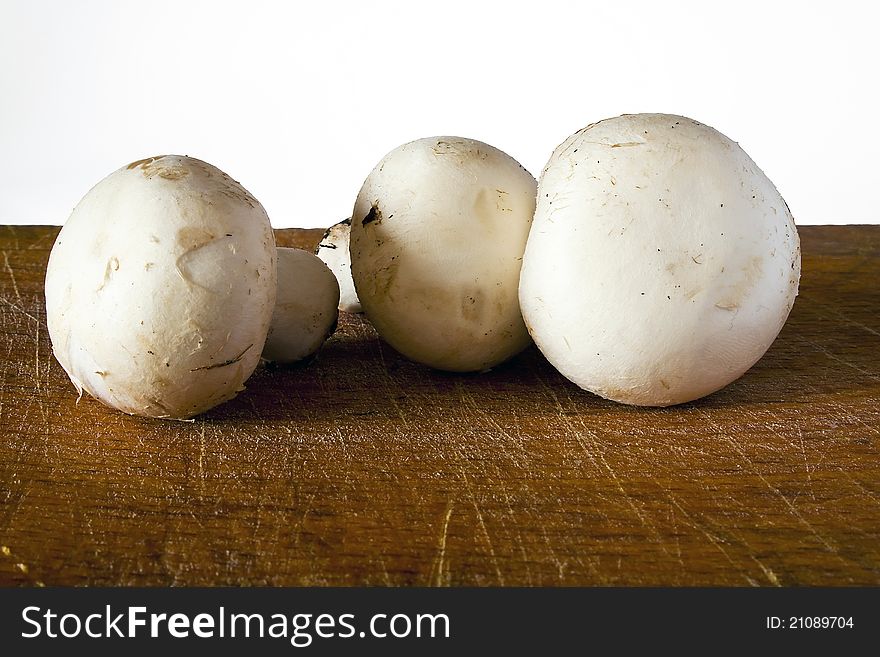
[349,136,537,372]
[519,114,801,406]
[262,247,340,364]
[45,155,276,419]
[316,219,361,313]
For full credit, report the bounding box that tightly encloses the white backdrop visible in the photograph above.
[1,0,877,227]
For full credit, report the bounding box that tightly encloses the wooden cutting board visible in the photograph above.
[0,225,877,586]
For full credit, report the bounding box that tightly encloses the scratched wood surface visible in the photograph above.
[0,225,878,587]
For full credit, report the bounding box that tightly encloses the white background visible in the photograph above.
[1,0,877,227]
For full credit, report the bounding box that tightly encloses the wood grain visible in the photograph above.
[0,225,878,586]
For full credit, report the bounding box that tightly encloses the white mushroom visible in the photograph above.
[262,247,340,364]
[45,155,277,419]
[316,219,361,313]
[349,136,536,372]
[519,114,801,406]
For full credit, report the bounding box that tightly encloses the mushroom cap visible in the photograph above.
[350,136,536,372]
[45,155,277,419]
[262,247,340,364]
[519,114,801,406]
[316,218,361,313]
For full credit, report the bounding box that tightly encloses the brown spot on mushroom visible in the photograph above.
[362,205,381,226]
[190,344,254,372]
[155,165,189,180]
[474,187,507,224]
[128,156,191,180]
[126,156,163,170]
[432,139,490,162]
[460,292,484,321]
[96,256,120,292]
[176,226,216,251]
[368,258,400,299]
[714,256,764,311]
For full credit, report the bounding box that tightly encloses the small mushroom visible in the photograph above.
[44,155,277,419]
[316,218,361,313]
[349,136,537,372]
[262,247,340,364]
